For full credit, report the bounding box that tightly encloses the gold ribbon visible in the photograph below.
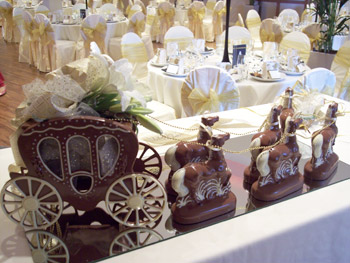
[206,1,216,11]
[128,18,145,37]
[121,42,148,62]
[0,6,14,41]
[333,46,350,68]
[188,6,205,38]
[36,10,50,16]
[213,7,225,36]
[302,23,321,49]
[32,21,54,46]
[82,22,107,52]
[246,17,261,29]
[339,68,350,101]
[12,14,22,26]
[158,7,175,27]
[164,37,193,50]
[260,29,276,43]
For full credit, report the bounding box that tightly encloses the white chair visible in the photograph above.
[80,14,107,57]
[22,11,37,66]
[181,66,240,117]
[164,25,194,51]
[33,13,76,72]
[121,32,150,79]
[203,0,223,42]
[0,0,16,42]
[100,3,118,14]
[72,3,87,15]
[12,6,23,43]
[205,0,216,18]
[259,18,283,44]
[235,13,245,27]
[331,40,350,98]
[220,26,252,46]
[278,8,300,25]
[13,7,28,62]
[279,31,311,63]
[245,9,262,49]
[210,0,225,42]
[35,4,50,16]
[296,68,336,96]
[157,1,175,43]
[134,0,146,15]
[302,22,321,50]
[188,1,205,39]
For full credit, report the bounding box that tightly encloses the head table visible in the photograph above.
[0,97,349,263]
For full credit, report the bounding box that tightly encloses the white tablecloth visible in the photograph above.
[148,59,303,118]
[1,100,349,263]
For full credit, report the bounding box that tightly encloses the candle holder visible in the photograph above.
[222,0,231,63]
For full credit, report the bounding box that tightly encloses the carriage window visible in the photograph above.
[68,136,92,174]
[97,135,119,178]
[38,138,63,179]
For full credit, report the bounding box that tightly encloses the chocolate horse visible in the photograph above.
[171,133,236,224]
[251,116,304,201]
[280,87,294,133]
[244,105,283,185]
[304,102,339,181]
[164,116,219,195]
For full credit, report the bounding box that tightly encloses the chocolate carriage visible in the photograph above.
[0,116,167,262]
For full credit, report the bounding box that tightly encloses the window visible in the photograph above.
[97,135,119,178]
[38,138,63,180]
[67,136,92,174]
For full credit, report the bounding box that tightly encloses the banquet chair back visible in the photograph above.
[331,40,350,98]
[157,1,175,43]
[278,8,299,25]
[296,68,336,96]
[302,23,321,50]
[81,14,107,55]
[212,0,225,40]
[221,26,251,46]
[181,66,240,117]
[259,18,283,44]
[14,7,28,62]
[22,10,36,66]
[35,4,50,16]
[100,3,118,14]
[235,13,245,27]
[0,0,16,42]
[279,31,311,63]
[72,3,86,13]
[134,0,146,15]
[338,68,350,101]
[206,0,216,17]
[121,32,149,78]
[127,2,142,18]
[300,7,314,23]
[164,25,194,51]
[128,11,145,37]
[188,1,205,39]
[245,9,261,48]
[12,6,23,43]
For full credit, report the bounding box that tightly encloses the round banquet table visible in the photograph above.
[51,18,128,42]
[147,58,304,118]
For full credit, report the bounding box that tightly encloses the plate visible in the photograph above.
[280,70,304,76]
[150,60,168,67]
[250,73,286,82]
[200,51,214,56]
[163,71,188,78]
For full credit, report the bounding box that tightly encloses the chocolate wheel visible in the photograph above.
[105,173,167,227]
[1,176,63,228]
[109,227,162,255]
[133,142,162,179]
[25,230,69,263]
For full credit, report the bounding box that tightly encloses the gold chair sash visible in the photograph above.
[158,7,175,27]
[186,87,239,116]
[36,10,50,16]
[206,1,216,11]
[280,39,311,63]
[333,46,350,68]
[213,7,225,36]
[0,6,14,41]
[82,22,107,52]
[260,29,275,43]
[164,37,193,50]
[339,68,350,101]
[128,18,145,37]
[302,24,321,49]
[188,6,205,38]
[246,17,261,29]
[121,42,148,63]
[32,21,54,45]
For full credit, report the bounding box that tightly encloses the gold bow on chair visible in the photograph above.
[260,29,276,43]
[246,17,261,29]
[187,88,239,116]
[158,8,175,27]
[213,8,225,36]
[121,42,148,63]
[82,22,107,52]
[189,6,205,22]
[129,19,145,37]
[0,6,14,41]
[188,6,205,38]
[32,21,54,45]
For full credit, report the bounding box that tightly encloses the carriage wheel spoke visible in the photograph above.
[114,240,130,250]
[47,243,63,254]
[34,183,45,198]
[123,209,133,223]
[143,169,158,177]
[143,233,153,245]
[142,185,158,197]
[31,211,38,228]
[142,154,158,164]
[144,203,162,212]
[141,208,153,221]
[135,209,140,225]
[138,145,147,160]
[39,206,58,217]
[47,258,60,263]
[110,189,128,200]
[3,200,22,205]
[125,233,136,248]
[119,181,132,196]
[12,181,27,197]
[28,178,33,196]
[9,206,23,216]
[132,176,137,194]
[20,210,29,226]
[42,236,52,251]
[136,230,141,247]
[38,192,56,202]
[5,189,24,200]
[112,206,128,217]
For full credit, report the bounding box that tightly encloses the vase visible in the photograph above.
[307,51,336,70]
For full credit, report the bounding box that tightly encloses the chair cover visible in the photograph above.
[188,1,205,39]
[0,0,16,42]
[245,9,262,49]
[35,5,50,16]
[81,14,107,55]
[331,40,350,98]
[203,0,224,42]
[13,7,28,62]
[72,3,86,13]
[164,25,194,51]
[12,6,22,43]
[181,66,240,116]
[302,23,321,49]
[259,18,283,44]
[145,4,158,39]
[295,68,336,96]
[338,68,350,101]
[100,3,117,14]
[33,13,76,72]
[300,8,313,23]
[220,26,252,46]
[121,32,149,79]
[22,11,36,66]
[157,1,175,43]
[205,0,216,18]
[278,8,299,25]
[128,11,145,36]
[279,31,311,63]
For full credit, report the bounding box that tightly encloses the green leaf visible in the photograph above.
[135,114,163,134]
[127,107,154,115]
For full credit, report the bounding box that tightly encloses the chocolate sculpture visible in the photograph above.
[251,116,304,201]
[280,88,294,133]
[171,133,236,224]
[244,105,282,185]
[304,102,339,181]
[164,116,219,195]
